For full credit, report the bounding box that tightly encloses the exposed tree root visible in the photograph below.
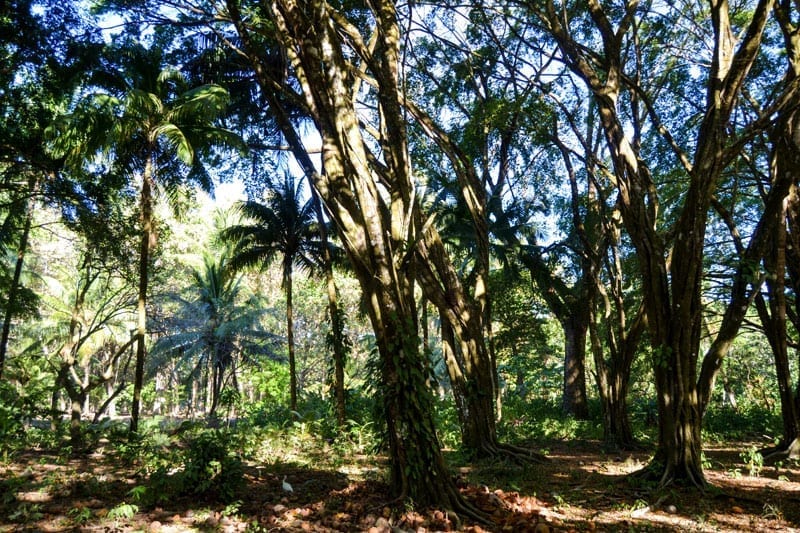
[444,488,493,526]
[629,460,708,490]
[385,484,493,527]
[476,440,550,464]
[759,437,800,465]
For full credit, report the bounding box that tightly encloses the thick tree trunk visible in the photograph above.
[130,156,154,435]
[561,316,589,419]
[69,391,86,448]
[363,281,471,509]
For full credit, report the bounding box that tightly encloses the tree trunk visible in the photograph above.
[755,202,799,453]
[440,312,473,445]
[561,315,589,419]
[589,303,641,451]
[416,227,539,460]
[310,185,348,427]
[130,155,154,435]
[285,261,297,412]
[208,356,222,416]
[0,176,37,380]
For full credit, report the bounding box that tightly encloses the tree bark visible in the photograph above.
[130,154,154,435]
[285,259,297,412]
[536,0,774,487]
[310,185,348,427]
[590,301,643,451]
[561,315,589,419]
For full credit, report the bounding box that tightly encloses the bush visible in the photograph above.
[182,429,244,501]
[142,428,243,505]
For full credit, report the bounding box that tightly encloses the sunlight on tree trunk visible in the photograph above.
[130,156,154,435]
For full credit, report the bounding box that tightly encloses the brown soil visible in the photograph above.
[1,440,798,532]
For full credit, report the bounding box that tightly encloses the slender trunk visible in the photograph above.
[285,262,297,412]
[589,305,639,450]
[130,156,154,435]
[790,187,800,418]
[440,312,470,439]
[0,176,37,379]
[484,289,501,422]
[208,356,221,416]
[421,297,429,359]
[417,228,528,458]
[51,374,62,431]
[697,164,795,415]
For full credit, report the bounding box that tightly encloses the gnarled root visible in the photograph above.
[475,440,549,464]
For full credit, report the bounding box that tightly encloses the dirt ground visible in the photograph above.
[1,440,799,532]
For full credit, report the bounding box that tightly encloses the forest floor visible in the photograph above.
[1,438,799,532]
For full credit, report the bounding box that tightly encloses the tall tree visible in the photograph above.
[48,39,239,434]
[0,0,101,377]
[532,0,774,486]
[404,8,554,450]
[222,174,322,412]
[151,252,276,416]
[752,0,800,461]
[218,0,487,515]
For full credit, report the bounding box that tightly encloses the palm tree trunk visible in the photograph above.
[285,261,297,412]
[130,156,154,435]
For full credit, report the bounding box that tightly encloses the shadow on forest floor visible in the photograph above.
[1,439,799,532]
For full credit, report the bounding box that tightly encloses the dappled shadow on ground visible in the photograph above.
[462,439,800,532]
[2,439,799,532]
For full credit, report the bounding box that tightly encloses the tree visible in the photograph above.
[531,0,774,486]
[49,247,137,447]
[751,0,800,461]
[222,174,322,412]
[216,0,487,515]
[0,0,101,378]
[402,8,551,453]
[48,39,240,434]
[151,252,277,416]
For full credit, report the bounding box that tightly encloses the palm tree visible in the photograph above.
[222,174,321,412]
[151,253,277,417]
[48,40,241,433]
